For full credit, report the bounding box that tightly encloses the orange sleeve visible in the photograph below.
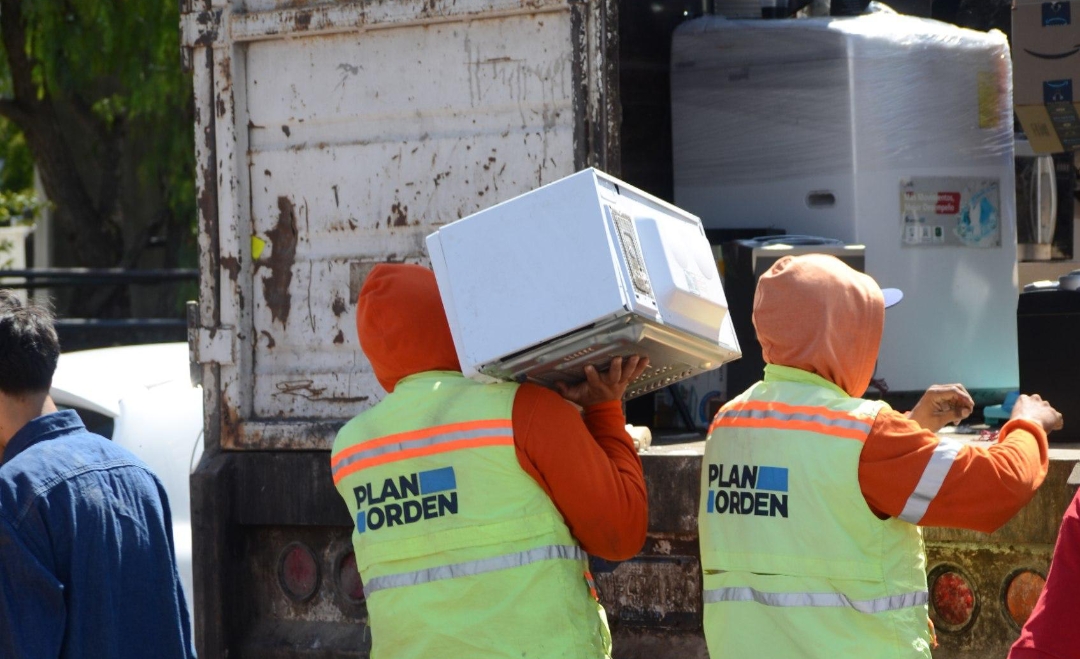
[859,410,1049,534]
[512,383,648,561]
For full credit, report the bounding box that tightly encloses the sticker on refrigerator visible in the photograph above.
[899,177,1002,248]
[977,71,1004,130]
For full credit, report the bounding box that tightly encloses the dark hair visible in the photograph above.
[0,292,61,395]
[0,289,23,312]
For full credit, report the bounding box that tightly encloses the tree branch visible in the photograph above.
[57,89,125,221]
[0,0,122,267]
[0,97,31,126]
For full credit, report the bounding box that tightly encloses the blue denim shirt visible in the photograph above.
[0,410,195,659]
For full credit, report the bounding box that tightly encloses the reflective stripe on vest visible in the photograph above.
[703,586,929,615]
[709,401,873,441]
[331,419,514,485]
[898,438,963,524]
[364,544,586,597]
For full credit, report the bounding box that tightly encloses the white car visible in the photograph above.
[49,342,203,632]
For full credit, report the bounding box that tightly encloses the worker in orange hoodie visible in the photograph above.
[698,254,1062,659]
[330,263,649,659]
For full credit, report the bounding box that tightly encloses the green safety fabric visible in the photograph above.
[699,365,932,659]
[332,371,610,659]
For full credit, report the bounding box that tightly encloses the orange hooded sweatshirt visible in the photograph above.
[753,254,1049,533]
[355,264,648,560]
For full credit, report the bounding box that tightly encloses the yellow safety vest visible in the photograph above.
[699,364,932,659]
[331,371,611,659]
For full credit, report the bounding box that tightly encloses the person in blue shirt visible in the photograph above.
[0,292,195,659]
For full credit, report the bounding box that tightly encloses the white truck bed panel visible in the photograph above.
[184,0,616,448]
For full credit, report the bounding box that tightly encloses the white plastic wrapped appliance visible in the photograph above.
[426,168,741,399]
[671,13,1018,393]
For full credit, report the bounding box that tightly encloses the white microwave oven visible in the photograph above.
[426,168,741,400]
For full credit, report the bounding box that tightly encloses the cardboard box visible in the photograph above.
[1014,1,1080,153]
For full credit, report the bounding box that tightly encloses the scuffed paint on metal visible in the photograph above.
[179,6,223,66]
[294,9,313,30]
[276,379,369,404]
[197,0,618,443]
[221,255,242,282]
[261,196,298,326]
[388,202,408,227]
[183,0,577,55]
[594,549,701,628]
[221,397,245,449]
[198,187,216,235]
[331,295,348,317]
[231,420,350,450]
[585,448,709,657]
[350,259,420,302]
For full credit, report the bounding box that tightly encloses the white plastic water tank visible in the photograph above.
[672,12,1018,393]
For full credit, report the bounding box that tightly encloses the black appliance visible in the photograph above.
[1017,286,1080,443]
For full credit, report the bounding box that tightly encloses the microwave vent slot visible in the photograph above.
[562,346,597,362]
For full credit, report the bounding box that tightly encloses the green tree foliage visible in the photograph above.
[0,190,43,225]
[0,117,34,192]
[0,0,195,273]
[0,107,43,228]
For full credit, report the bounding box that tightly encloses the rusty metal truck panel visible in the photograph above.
[183,1,619,656]
[183,0,617,451]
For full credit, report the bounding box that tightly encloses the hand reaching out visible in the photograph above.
[555,356,650,408]
[907,384,974,433]
[1010,394,1064,434]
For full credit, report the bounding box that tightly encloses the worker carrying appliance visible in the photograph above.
[330,263,649,659]
[698,254,1062,659]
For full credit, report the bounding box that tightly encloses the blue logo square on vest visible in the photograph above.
[756,466,789,492]
[420,467,456,494]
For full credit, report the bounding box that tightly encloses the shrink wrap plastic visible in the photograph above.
[671,7,1020,393]
[672,8,1014,188]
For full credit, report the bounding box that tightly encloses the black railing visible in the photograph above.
[0,268,197,288]
[0,268,199,351]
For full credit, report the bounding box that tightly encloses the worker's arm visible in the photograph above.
[0,514,65,658]
[858,411,1050,534]
[512,364,649,561]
